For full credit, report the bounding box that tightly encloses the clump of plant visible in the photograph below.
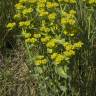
[7,0,85,95]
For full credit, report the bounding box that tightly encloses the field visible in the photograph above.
[0,0,96,96]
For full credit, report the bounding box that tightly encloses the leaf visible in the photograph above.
[59,86,67,92]
[55,66,68,79]
[34,66,43,74]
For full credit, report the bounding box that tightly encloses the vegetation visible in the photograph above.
[0,0,96,96]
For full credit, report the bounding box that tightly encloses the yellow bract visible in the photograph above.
[46,2,59,8]
[88,0,96,4]
[19,21,30,27]
[14,13,21,20]
[51,53,58,60]
[64,0,76,4]
[48,13,56,20]
[41,36,51,43]
[64,50,75,57]
[46,39,56,48]
[34,34,41,38]
[74,41,84,48]
[19,0,27,3]
[15,3,25,10]
[35,55,47,65]
[35,59,47,65]
[40,26,50,32]
[7,22,16,30]
[22,8,33,15]
[54,54,64,65]
[39,0,46,3]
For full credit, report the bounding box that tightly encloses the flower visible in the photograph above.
[28,0,37,3]
[39,0,46,3]
[65,44,75,50]
[36,55,44,59]
[46,2,59,8]
[40,26,50,32]
[30,38,36,43]
[46,39,56,48]
[41,36,51,43]
[15,3,25,10]
[69,10,76,15]
[19,0,27,3]
[64,50,75,57]
[35,57,47,65]
[63,0,76,4]
[24,33,31,38]
[51,53,58,59]
[54,54,64,64]
[14,13,21,20]
[19,21,30,27]
[22,8,33,15]
[34,34,41,38]
[25,38,36,43]
[74,41,83,48]
[7,22,16,30]
[48,13,56,20]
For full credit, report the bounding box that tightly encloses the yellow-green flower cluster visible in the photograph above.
[58,0,76,4]
[61,9,77,37]
[15,3,25,10]
[7,22,16,30]
[82,0,96,5]
[19,21,31,27]
[86,0,96,4]
[35,55,47,65]
[46,2,59,8]
[51,53,64,65]
[50,41,83,65]
[7,0,84,66]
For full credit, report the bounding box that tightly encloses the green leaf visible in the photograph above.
[59,86,67,92]
[34,66,43,74]
[55,66,68,79]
